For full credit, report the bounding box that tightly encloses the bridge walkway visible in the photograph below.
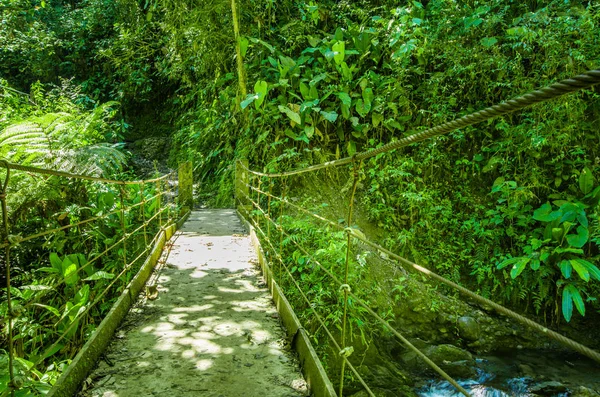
[80,210,308,397]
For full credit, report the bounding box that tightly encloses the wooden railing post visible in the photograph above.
[178,161,193,212]
[235,159,251,217]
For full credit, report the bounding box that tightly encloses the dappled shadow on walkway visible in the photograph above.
[80,210,307,397]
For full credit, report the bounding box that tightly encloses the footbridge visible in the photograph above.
[1,69,600,397]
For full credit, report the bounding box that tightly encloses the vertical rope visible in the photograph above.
[339,159,362,397]
[267,181,273,241]
[139,184,148,247]
[278,178,287,280]
[0,165,16,397]
[156,179,162,229]
[256,177,262,230]
[166,177,173,222]
[119,188,127,279]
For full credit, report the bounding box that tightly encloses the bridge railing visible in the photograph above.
[0,160,192,397]
[236,69,600,397]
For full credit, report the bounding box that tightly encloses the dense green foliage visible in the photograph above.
[1,0,600,393]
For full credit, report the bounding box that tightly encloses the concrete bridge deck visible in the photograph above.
[80,210,308,397]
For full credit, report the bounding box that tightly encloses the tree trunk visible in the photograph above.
[231,0,247,108]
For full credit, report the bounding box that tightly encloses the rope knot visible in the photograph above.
[339,284,351,293]
[339,346,354,357]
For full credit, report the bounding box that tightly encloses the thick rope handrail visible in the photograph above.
[241,68,600,178]
[0,159,175,185]
[0,190,168,250]
[248,185,600,364]
[243,191,471,396]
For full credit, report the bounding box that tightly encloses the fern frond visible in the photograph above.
[2,111,127,177]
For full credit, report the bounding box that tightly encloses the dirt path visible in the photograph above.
[80,210,309,397]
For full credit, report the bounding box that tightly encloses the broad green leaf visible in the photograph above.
[554,247,584,254]
[249,37,275,53]
[533,203,561,222]
[579,167,594,195]
[510,257,530,279]
[551,227,563,241]
[559,260,572,279]
[21,284,51,291]
[38,266,59,274]
[480,37,498,47]
[50,253,62,271]
[529,259,540,271]
[239,36,249,58]
[353,32,372,53]
[309,84,318,100]
[304,125,314,138]
[577,259,600,281]
[340,62,353,80]
[337,92,352,106]
[347,141,357,156]
[84,271,115,281]
[75,284,90,305]
[62,257,79,286]
[570,259,590,282]
[372,112,384,127]
[299,99,319,113]
[40,343,64,360]
[341,103,350,119]
[240,94,257,110]
[32,303,60,317]
[332,41,345,65]
[102,192,115,208]
[300,82,310,100]
[284,129,297,139]
[577,212,588,228]
[320,110,338,123]
[362,87,374,108]
[496,256,522,270]
[566,226,589,248]
[355,99,369,118]
[254,80,268,109]
[563,284,585,322]
[562,286,574,322]
[278,105,301,125]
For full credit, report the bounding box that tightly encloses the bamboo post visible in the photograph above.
[139,184,148,247]
[231,0,247,108]
[178,161,193,212]
[235,159,251,218]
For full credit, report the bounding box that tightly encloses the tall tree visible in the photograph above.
[231,0,247,109]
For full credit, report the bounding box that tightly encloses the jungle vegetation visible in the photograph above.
[1,0,599,393]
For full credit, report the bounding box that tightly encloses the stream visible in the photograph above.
[417,350,599,396]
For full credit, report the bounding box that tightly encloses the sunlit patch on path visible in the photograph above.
[80,210,308,397]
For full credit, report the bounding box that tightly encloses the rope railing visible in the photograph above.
[249,213,376,397]
[247,182,600,365]
[0,190,168,250]
[0,159,174,185]
[242,190,471,396]
[241,68,600,178]
[236,68,600,396]
[0,160,183,396]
